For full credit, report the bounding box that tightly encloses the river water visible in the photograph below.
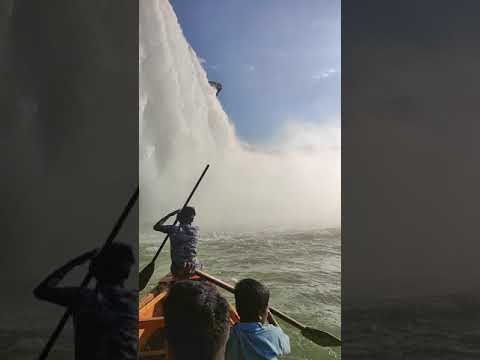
[140,225,341,360]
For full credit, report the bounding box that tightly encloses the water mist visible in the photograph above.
[139,0,340,232]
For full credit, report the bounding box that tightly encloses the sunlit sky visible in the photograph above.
[170,0,340,144]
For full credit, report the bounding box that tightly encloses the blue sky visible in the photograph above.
[170,0,340,144]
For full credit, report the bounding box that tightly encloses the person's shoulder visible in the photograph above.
[113,288,138,311]
[227,323,247,348]
[262,324,288,338]
[229,322,251,336]
[231,322,266,338]
[76,287,96,298]
[94,287,138,314]
[108,286,136,297]
[185,224,199,235]
[262,323,280,331]
[71,287,97,309]
[162,224,180,234]
[103,286,136,298]
[261,324,290,354]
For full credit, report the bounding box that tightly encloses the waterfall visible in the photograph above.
[139,0,340,231]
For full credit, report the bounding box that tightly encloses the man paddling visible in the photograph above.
[34,243,137,360]
[153,206,201,278]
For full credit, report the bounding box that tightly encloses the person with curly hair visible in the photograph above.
[164,280,230,360]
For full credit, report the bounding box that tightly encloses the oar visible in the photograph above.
[139,164,210,291]
[37,187,139,360]
[195,269,341,347]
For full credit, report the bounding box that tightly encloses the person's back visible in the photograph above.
[227,322,290,360]
[153,207,201,277]
[34,243,137,360]
[168,222,199,270]
[72,285,137,359]
[226,279,290,360]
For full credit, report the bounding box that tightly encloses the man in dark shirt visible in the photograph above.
[154,206,201,278]
[34,243,137,360]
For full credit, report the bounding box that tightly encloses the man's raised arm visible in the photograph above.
[153,209,180,232]
[33,249,96,307]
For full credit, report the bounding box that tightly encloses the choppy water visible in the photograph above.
[343,294,480,359]
[1,227,340,359]
[140,226,341,360]
[0,303,74,360]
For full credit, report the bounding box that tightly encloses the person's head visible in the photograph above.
[234,278,270,323]
[177,206,196,225]
[90,243,134,285]
[164,280,230,360]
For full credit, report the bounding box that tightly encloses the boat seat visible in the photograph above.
[139,316,165,329]
[139,316,166,350]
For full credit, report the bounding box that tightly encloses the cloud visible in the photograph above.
[313,68,338,80]
[198,57,220,71]
[267,119,341,153]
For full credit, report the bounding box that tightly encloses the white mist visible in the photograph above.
[139,1,340,232]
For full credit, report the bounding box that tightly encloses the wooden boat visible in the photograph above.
[138,272,241,359]
[139,270,340,359]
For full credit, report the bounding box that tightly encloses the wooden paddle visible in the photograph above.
[139,164,210,291]
[195,269,341,347]
[37,187,139,360]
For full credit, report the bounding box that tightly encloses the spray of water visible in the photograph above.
[139,1,340,232]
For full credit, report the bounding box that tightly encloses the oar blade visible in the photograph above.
[301,327,341,347]
[139,261,155,291]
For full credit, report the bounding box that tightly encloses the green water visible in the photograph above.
[140,226,341,360]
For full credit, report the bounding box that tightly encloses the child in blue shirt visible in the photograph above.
[226,279,291,360]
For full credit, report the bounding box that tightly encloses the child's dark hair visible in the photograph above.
[234,278,270,322]
[164,280,229,360]
[91,243,134,284]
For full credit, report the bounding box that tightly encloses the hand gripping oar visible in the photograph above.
[195,269,341,347]
[139,164,210,291]
[37,187,139,360]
